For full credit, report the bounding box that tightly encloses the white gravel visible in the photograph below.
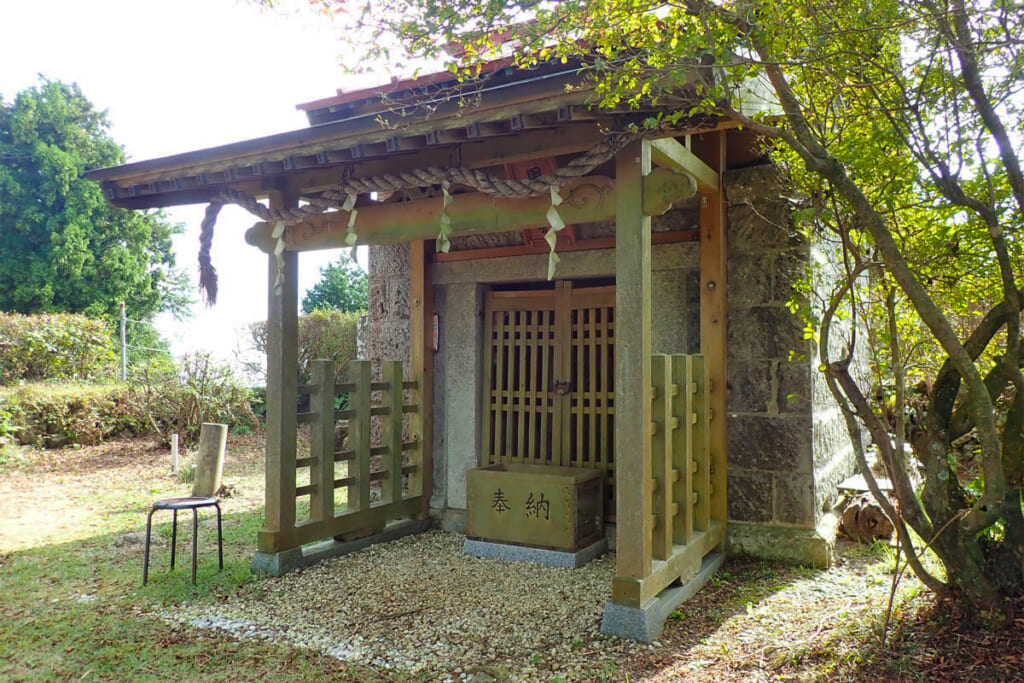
[161,530,646,681]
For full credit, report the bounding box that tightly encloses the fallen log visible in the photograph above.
[840,493,895,543]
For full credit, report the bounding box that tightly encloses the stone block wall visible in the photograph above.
[723,165,855,566]
[809,232,867,515]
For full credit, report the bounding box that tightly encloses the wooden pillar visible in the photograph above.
[697,131,728,538]
[612,139,654,599]
[309,359,336,521]
[409,239,434,517]
[260,190,299,553]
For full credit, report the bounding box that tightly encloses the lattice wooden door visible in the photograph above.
[483,281,616,512]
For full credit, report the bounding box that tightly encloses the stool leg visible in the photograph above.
[215,503,223,571]
[170,509,178,570]
[143,507,157,586]
[191,507,199,585]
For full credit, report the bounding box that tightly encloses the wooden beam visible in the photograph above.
[246,168,696,252]
[258,497,423,552]
[431,229,699,263]
[260,189,299,550]
[409,239,434,518]
[696,130,728,546]
[99,121,738,208]
[613,139,654,582]
[310,359,336,522]
[651,138,719,193]
[611,521,725,607]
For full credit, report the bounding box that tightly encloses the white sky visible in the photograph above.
[0,0,376,371]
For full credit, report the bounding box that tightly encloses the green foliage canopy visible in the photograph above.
[0,78,189,322]
[301,256,368,314]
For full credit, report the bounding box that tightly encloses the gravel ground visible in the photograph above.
[160,530,643,681]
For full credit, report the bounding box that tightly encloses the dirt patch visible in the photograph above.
[0,432,265,553]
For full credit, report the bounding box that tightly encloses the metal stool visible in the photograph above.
[143,496,223,585]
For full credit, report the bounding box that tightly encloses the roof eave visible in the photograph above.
[87,65,593,190]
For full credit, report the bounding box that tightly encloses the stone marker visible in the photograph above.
[192,422,227,497]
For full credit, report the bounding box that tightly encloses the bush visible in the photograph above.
[248,309,360,383]
[0,313,116,384]
[0,353,257,449]
[132,353,257,445]
[0,383,141,448]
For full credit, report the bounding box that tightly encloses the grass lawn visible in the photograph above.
[0,433,392,683]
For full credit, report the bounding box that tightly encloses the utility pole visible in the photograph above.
[120,301,127,381]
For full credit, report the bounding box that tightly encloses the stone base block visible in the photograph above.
[600,552,725,642]
[251,518,431,577]
[726,514,839,568]
[435,507,467,534]
[464,537,608,569]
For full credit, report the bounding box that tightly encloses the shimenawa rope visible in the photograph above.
[197,131,638,304]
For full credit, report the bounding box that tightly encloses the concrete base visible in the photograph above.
[726,514,839,568]
[464,537,608,569]
[252,518,431,577]
[601,552,725,642]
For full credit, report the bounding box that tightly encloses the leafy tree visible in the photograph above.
[0,78,189,326]
[305,0,1024,614]
[301,256,368,314]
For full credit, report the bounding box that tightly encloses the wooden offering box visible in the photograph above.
[466,464,604,551]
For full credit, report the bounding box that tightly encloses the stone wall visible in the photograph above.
[723,165,854,566]
[809,231,867,516]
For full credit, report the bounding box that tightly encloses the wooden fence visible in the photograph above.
[612,352,726,608]
[257,359,424,553]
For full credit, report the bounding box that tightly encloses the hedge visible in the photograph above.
[0,313,116,385]
[0,353,257,449]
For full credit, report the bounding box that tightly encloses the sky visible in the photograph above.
[0,0,375,372]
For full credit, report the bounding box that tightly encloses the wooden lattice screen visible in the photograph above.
[258,359,424,552]
[482,281,616,512]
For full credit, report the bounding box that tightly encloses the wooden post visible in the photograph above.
[350,360,373,511]
[690,354,711,532]
[261,190,299,552]
[383,360,405,503]
[409,239,434,516]
[612,139,654,601]
[672,354,694,546]
[555,281,573,467]
[651,354,672,561]
[697,131,728,538]
[309,359,336,521]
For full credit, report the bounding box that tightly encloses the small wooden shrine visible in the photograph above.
[89,59,854,640]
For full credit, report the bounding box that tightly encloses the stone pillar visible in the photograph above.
[722,165,852,567]
[192,422,227,497]
[438,283,485,519]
